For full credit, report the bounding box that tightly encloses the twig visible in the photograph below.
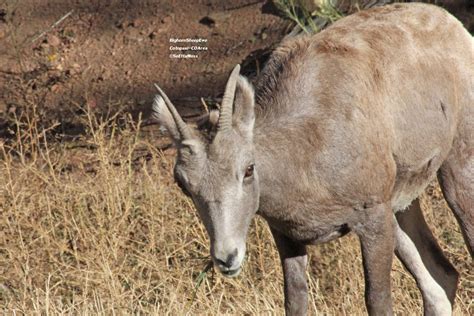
[200,97,209,114]
[31,10,74,43]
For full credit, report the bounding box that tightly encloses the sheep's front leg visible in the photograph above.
[355,203,395,316]
[270,228,308,316]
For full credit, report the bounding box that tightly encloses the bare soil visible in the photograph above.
[0,1,472,135]
[0,0,290,140]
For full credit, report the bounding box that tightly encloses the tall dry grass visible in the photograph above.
[0,107,472,315]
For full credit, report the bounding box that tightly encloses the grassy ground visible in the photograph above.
[0,109,472,315]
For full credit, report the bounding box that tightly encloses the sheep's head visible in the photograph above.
[153,65,258,277]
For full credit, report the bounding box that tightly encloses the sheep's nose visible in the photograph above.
[215,249,238,268]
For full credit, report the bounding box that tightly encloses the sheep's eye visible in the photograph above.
[244,164,255,178]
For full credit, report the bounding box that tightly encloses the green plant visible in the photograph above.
[274,0,343,34]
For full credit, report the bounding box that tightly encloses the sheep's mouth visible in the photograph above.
[220,267,241,278]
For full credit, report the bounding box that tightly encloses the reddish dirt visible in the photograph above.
[0,0,288,138]
[0,0,472,139]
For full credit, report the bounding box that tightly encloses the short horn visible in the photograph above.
[218,64,241,133]
[154,83,192,140]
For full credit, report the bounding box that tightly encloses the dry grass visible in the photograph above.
[274,0,343,34]
[0,108,472,315]
[273,1,443,35]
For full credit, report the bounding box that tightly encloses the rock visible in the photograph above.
[0,9,6,23]
[161,15,172,24]
[0,101,7,113]
[40,42,49,51]
[199,12,231,28]
[199,16,215,27]
[131,18,143,27]
[115,20,127,29]
[298,0,324,12]
[70,63,80,74]
[48,34,61,47]
[51,84,60,93]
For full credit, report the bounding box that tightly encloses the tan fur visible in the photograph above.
[255,3,472,234]
[250,4,473,314]
[154,3,473,315]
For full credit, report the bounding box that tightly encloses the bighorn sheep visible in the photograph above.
[152,3,473,315]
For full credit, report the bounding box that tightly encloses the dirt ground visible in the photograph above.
[0,0,473,314]
[0,0,290,139]
[1,0,472,136]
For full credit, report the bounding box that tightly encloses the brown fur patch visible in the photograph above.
[314,39,354,55]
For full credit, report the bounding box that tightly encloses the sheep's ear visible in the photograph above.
[152,95,181,142]
[152,83,196,145]
[152,92,203,155]
[233,75,255,138]
[196,110,219,130]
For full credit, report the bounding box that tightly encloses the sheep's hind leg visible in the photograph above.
[437,133,474,257]
[395,198,458,315]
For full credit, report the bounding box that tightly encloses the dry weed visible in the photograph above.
[0,108,472,315]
